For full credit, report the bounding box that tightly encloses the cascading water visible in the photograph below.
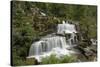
[29,36,71,56]
[57,21,77,34]
[57,21,78,45]
[27,21,78,62]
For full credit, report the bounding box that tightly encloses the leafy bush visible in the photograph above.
[60,55,77,63]
[41,55,77,64]
[41,55,60,64]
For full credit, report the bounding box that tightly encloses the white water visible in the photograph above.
[57,21,77,34]
[90,39,97,45]
[27,21,78,62]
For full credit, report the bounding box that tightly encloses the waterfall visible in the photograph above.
[27,21,78,62]
[57,21,77,34]
[28,36,71,56]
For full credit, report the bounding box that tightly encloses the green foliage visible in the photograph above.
[60,55,77,63]
[41,55,60,64]
[41,55,77,64]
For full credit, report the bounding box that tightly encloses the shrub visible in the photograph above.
[41,54,77,64]
[41,55,60,64]
[60,55,77,63]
